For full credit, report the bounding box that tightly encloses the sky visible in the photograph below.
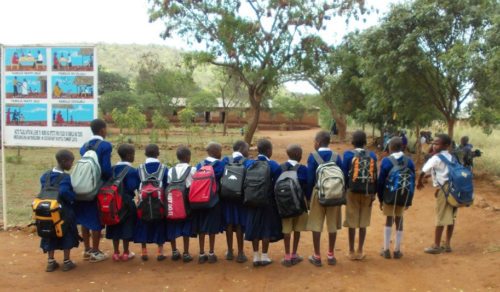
[0,0,399,93]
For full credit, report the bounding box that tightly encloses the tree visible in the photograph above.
[98,65,131,95]
[152,110,171,141]
[272,94,306,128]
[375,0,498,137]
[126,106,147,143]
[188,90,218,118]
[149,0,365,144]
[135,52,199,114]
[99,91,139,115]
[111,108,129,134]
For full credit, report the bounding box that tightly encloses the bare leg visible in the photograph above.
[283,233,291,255]
[81,227,90,251]
[262,239,270,253]
[123,240,130,254]
[91,230,101,251]
[328,232,337,254]
[358,228,367,253]
[199,233,206,254]
[252,239,259,252]
[292,232,301,255]
[226,224,233,253]
[209,234,216,254]
[63,249,70,261]
[312,231,321,256]
[183,236,190,254]
[445,225,454,247]
[348,228,356,252]
[170,239,177,252]
[434,226,444,247]
[236,225,244,255]
[113,240,120,254]
[48,250,55,259]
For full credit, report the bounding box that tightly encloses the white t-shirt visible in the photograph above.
[421,150,452,187]
[420,137,427,145]
[167,163,196,188]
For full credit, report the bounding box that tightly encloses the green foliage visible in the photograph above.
[152,110,171,141]
[111,108,128,134]
[272,94,306,123]
[179,107,195,129]
[99,91,139,115]
[126,107,147,143]
[98,66,131,95]
[188,90,218,114]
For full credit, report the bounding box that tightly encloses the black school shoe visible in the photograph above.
[380,249,391,259]
[308,255,322,267]
[327,257,337,266]
[62,260,76,272]
[198,254,208,264]
[172,250,181,261]
[208,254,218,264]
[393,251,403,259]
[157,255,167,261]
[183,253,193,263]
[281,259,293,267]
[45,260,59,272]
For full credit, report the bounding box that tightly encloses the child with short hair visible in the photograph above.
[39,150,79,272]
[377,138,415,259]
[107,144,140,262]
[166,145,197,263]
[193,142,224,264]
[418,134,456,254]
[342,130,378,260]
[306,131,343,267]
[281,144,308,267]
[244,139,283,267]
[133,144,168,261]
[74,118,112,262]
[221,140,249,263]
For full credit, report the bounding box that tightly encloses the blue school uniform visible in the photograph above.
[74,136,112,231]
[244,155,283,242]
[342,149,378,188]
[133,160,168,245]
[306,148,343,199]
[165,163,197,241]
[376,153,416,204]
[191,158,224,234]
[283,161,308,191]
[220,154,247,230]
[39,170,80,252]
[105,163,140,241]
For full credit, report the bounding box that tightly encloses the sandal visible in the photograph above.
[424,246,442,254]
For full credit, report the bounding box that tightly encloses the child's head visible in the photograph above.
[176,145,191,163]
[233,140,249,158]
[117,143,135,163]
[145,144,160,158]
[90,118,107,138]
[55,149,74,171]
[460,136,469,146]
[286,144,302,162]
[257,139,273,158]
[389,137,403,153]
[206,142,222,159]
[314,130,330,150]
[433,134,451,152]
[351,130,367,148]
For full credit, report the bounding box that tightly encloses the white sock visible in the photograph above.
[261,253,270,262]
[395,231,403,251]
[253,251,260,262]
[384,226,392,250]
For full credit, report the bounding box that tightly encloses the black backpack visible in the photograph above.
[274,164,307,218]
[220,157,246,201]
[243,160,271,207]
[32,172,67,238]
[348,150,377,195]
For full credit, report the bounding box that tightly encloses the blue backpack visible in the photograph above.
[438,154,474,207]
[383,156,415,207]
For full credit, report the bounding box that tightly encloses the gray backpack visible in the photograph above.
[313,151,345,206]
[71,141,103,201]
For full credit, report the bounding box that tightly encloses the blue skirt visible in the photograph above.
[191,202,223,235]
[244,203,283,242]
[133,220,166,245]
[221,199,247,230]
[40,209,79,252]
[165,218,195,241]
[105,204,137,241]
[74,200,103,231]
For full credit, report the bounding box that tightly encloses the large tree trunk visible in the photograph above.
[447,118,456,140]
[330,108,347,141]
[223,110,228,136]
[415,124,421,164]
[244,91,262,144]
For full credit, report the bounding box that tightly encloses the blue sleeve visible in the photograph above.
[342,151,353,182]
[100,142,113,180]
[40,173,46,192]
[297,165,308,194]
[370,151,378,162]
[270,160,282,185]
[377,158,390,203]
[243,159,254,169]
[306,154,316,200]
[59,175,76,204]
[214,160,225,181]
[222,156,230,165]
[125,169,140,198]
[162,166,169,187]
[196,162,202,171]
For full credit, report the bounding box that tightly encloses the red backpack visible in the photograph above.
[165,166,192,220]
[97,166,130,226]
[137,164,167,222]
[188,162,218,209]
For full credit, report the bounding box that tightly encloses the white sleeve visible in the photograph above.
[421,156,437,174]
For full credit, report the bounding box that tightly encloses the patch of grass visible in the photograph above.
[484,245,500,254]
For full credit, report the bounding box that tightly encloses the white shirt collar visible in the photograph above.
[318,147,331,152]
[287,160,298,166]
[355,148,364,151]
[145,158,160,164]
[232,151,243,158]
[258,154,270,161]
[52,167,64,173]
[391,151,404,159]
[176,162,189,167]
[116,161,132,166]
[205,156,218,162]
[440,150,450,155]
[90,135,104,141]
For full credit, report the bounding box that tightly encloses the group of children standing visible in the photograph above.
[37,119,461,272]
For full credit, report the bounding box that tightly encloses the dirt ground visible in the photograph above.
[1,129,499,291]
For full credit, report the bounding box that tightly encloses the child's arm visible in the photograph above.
[417,157,435,189]
[60,175,76,204]
[377,158,389,205]
[341,151,352,184]
[306,154,316,200]
[101,143,113,180]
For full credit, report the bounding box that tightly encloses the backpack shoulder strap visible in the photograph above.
[312,151,325,165]
[178,166,192,182]
[113,165,130,185]
[209,160,217,167]
[52,173,66,186]
[280,163,289,172]
[438,154,453,166]
[171,166,179,181]
[42,171,52,190]
[155,164,166,181]
[388,156,399,167]
[227,157,234,164]
[138,164,148,182]
[329,152,338,163]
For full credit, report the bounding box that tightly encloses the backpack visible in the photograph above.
[32,172,66,238]
[274,164,306,218]
[312,151,345,206]
[188,162,218,209]
[349,150,377,195]
[438,154,474,207]
[243,160,272,207]
[220,157,246,201]
[97,166,130,226]
[71,140,102,201]
[383,156,415,207]
[137,163,167,222]
[166,166,192,220]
